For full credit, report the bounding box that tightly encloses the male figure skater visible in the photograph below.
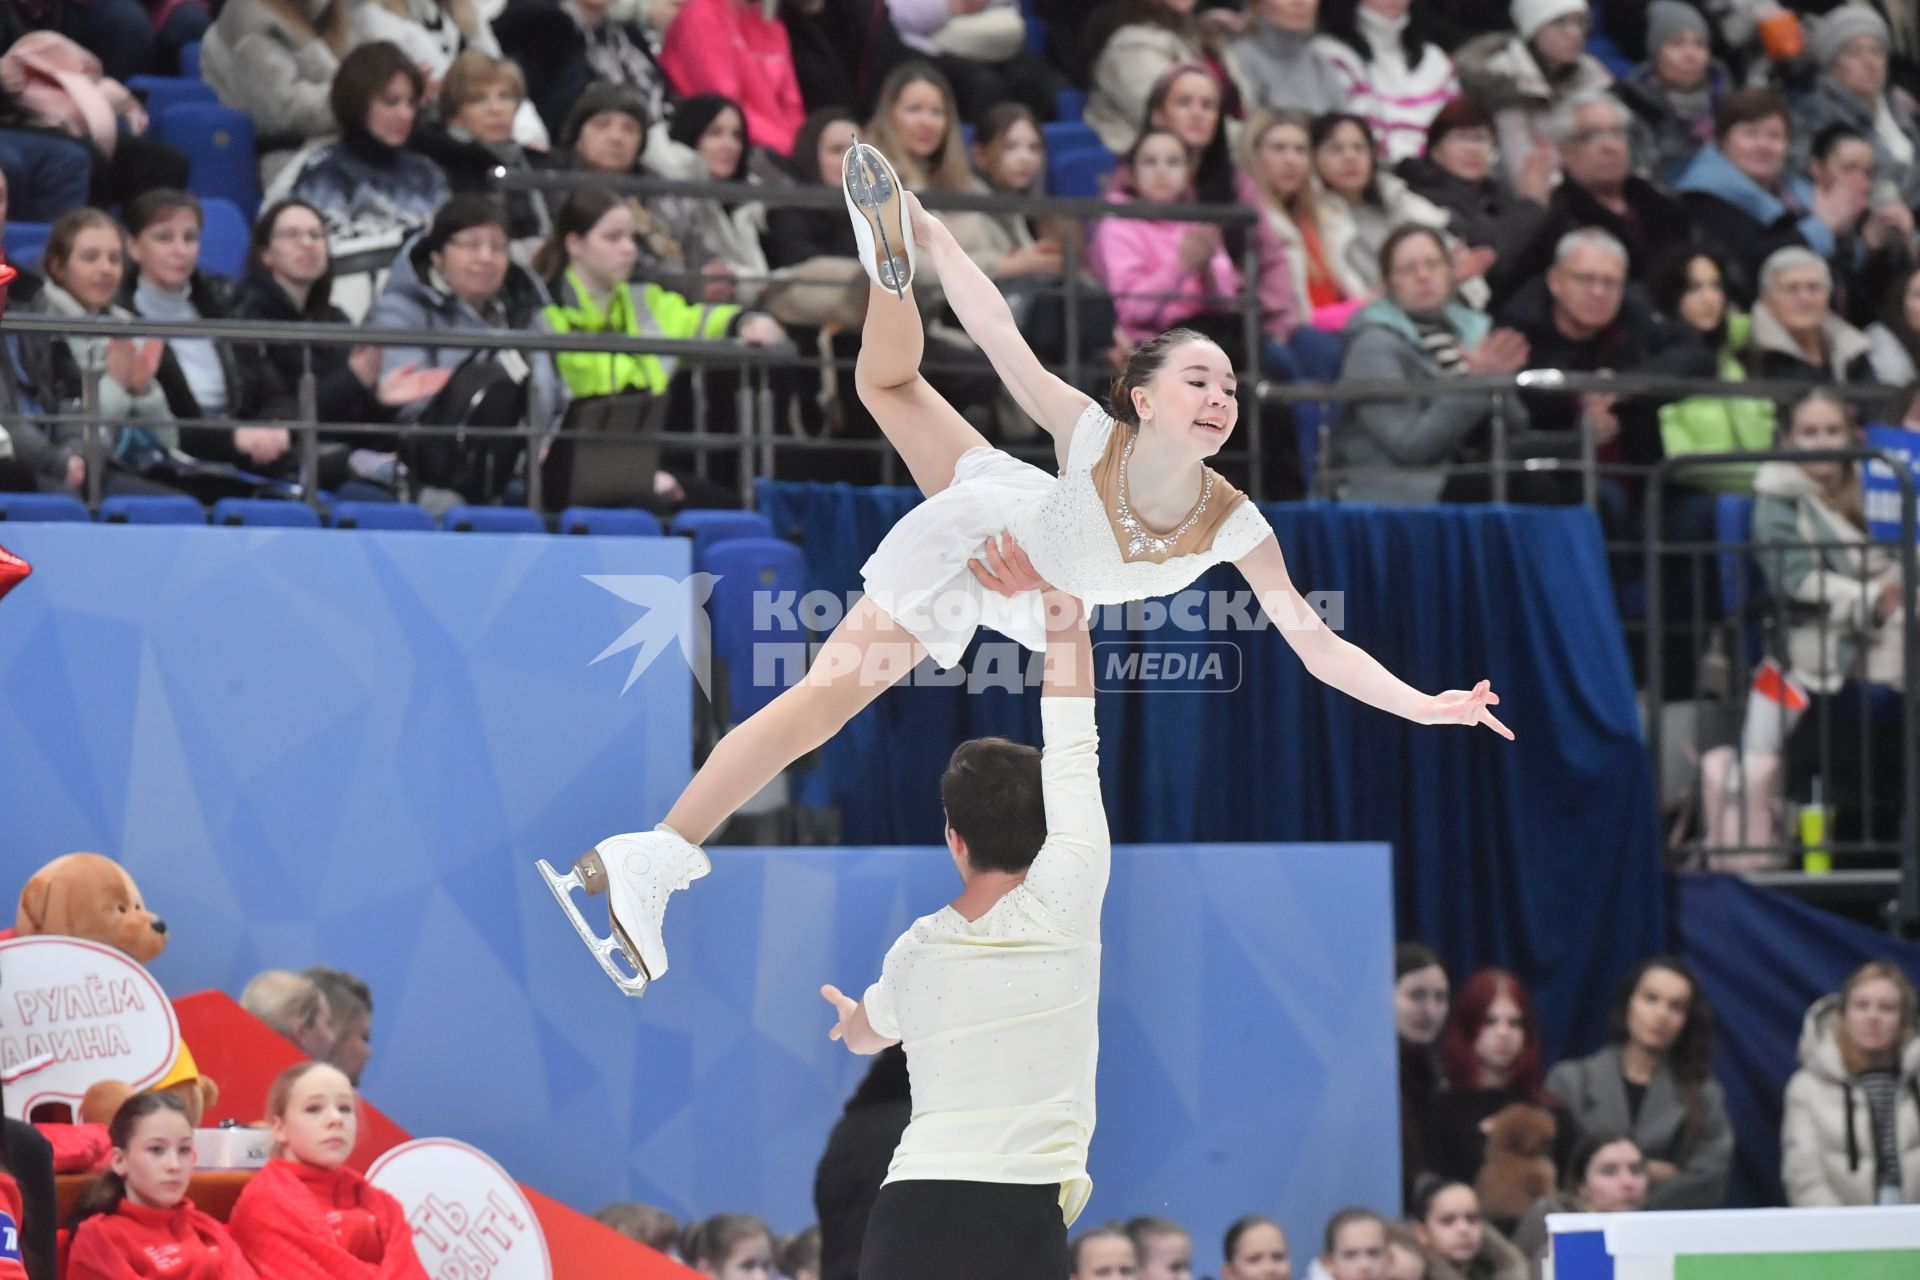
[821,546,1105,1280]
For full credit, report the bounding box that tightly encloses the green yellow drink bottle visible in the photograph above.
[1801,776,1831,875]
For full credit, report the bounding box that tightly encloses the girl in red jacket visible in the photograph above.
[227,1064,426,1280]
[65,1093,257,1280]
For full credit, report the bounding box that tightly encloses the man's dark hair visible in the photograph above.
[940,737,1045,873]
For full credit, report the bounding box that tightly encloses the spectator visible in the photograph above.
[493,0,674,143]
[1084,0,1229,155]
[1546,957,1732,1210]
[354,0,549,150]
[1804,124,1916,332]
[768,106,859,269]
[226,199,449,494]
[1384,1223,1429,1280]
[1674,91,1856,302]
[1427,969,1567,1190]
[1091,129,1240,347]
[1331,224,1530,504]
[1395,98,1552,305]
[779,0,912,122]
[862,61,1006,293]
[1741,388,1906,810]
[413,51,553,260]
[682,1215,776,1279]
[593,1202,682,1257]
[1226,0,1344,118]
[1409,1176,1526,1280]
[968,103,1117,375]
[238,968,338,1061]
[1398,943,1452,1202]
[1517,91,1689,289]
[0,0,160,84]
[658,0,807,153]
[1071,1225,1138,1279]
[66,1093,258,1280]
[0,118,91,225]
[1238,109,1350,376]
[1744,246,1877,387]
[814,1045,910,1280]
[1125,1217,1192,1280]
[1142,62,1240,238]
[15,207,180,497]
[535,188,782,500]
[304,966,375,1087]
[882,0,1061,125]
[1793,8,1920,211]
[1510,1131,1647,1279]
[1497,229,1661,482]
[1616,1,1727,187]
[556,86,706,294]
[1322,1210,1389,1280]
[201,0,359,171]
[0,170,87,497]
[1317,0,1460,163]
[1310,114,1455,307]
[1867,266,1920,385]
[1453,0,1611,191]
[1221,1215,1291,1280]
[0,1071,56,1280]
[284,44,451,253]
[1644,244,1773,495]
[666,94,772,306]
[779,1226,822,1280]
[228,1063,426,1278]
[1782,960,1920,1206]
[121,189,301,483]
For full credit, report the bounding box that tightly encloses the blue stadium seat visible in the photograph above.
[179,41,202,80]
[5,221,51,270]
[445,506,546,534]
[1056,88,1088,123]
[328,501,436,531]
[670,509,775,568]
[126,76,218,117]
[153,103,260,220]
[560,506,663,536]
[1042,121,1100,155]
[196,198,250,279]
[211,497,322,528]
[705,536,809,724]
[100,494,205,525]
[1049,146,1116,199]
[0,493,89,523]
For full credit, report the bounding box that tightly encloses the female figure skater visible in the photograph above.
[540,142,1511,995]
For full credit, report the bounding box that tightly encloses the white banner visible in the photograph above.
[368,1138,553,1280]
[0,936,180,1120]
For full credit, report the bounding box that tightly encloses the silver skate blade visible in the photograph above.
[535,859,651,997]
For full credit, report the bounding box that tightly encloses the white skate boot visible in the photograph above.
[842,140,914,298]
[536,824,711,996]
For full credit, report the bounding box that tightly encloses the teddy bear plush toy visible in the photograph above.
[8,852,168,961]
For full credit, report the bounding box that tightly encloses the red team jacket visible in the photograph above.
[0,1171,26,1280]
[66,1200,259,1280]
[226,1162,425,1280]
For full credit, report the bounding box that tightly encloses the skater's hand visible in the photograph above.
[1419,679,1513,739]
[968,531,1051,596]
[821,984,859,1041]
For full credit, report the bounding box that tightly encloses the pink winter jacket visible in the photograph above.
[1089,193,1242,345]
[659,0,804,153]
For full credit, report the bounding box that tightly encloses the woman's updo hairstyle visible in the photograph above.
[1108,327,1219,429]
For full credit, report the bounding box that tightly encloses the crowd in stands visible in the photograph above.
[1,0,1917,517]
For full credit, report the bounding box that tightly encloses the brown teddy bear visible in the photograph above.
[79,1044,220,1128]
[12,852,167,962]
[1475,1102,1559,1222]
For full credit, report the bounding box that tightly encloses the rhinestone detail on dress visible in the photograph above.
[1115,431,1212,558]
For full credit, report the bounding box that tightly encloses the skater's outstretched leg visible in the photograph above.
[664,595,924,844]
[844,142,989,498]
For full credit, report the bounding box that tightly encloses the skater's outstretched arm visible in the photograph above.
[1235,535,1514,738]
[908,192,1094,461]
[821,984,897,1056]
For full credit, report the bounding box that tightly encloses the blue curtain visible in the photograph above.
[1673,872,1920,1207]
[755,486,1665,1056]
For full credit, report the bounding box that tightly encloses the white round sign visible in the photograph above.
[367,1138,553,1280]
[0,936,181,1120]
